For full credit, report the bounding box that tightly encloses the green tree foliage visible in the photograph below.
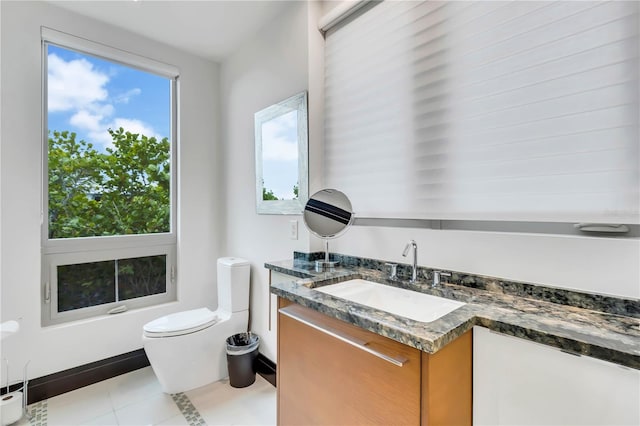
[263,187,278,200]
[48,128,170,239]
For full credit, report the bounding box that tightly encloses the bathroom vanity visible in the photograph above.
[267,254,640,426]
[277,298,471,425]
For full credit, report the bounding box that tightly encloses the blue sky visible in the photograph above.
[47,44,170,152]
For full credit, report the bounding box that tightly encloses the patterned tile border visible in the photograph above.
[27,399,47,426]
[23,391,207,426]
[172,392,207,426]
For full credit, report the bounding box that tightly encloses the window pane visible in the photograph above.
[118,255,167,301]
[58,261,115,312]
[47,44,171,239]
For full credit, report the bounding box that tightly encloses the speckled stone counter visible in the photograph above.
[267,255,640,370]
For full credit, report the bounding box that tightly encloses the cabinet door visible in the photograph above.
[474,327,640,426]
[278,301,421,425]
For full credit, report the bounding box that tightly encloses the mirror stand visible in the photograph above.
[316,239,339,272]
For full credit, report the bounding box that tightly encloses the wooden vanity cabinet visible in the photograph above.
[422,327,473,425]
[277,298,472,426]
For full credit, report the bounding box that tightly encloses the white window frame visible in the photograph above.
[41,27,179,326]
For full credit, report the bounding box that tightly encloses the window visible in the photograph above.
[323,1,639,225]
[41,28,179,325]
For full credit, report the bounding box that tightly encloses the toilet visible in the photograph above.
[142,257,250,394]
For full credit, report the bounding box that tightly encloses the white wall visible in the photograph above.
[330,227,639,299]
[220,1,322,362]
[0,1,221,383]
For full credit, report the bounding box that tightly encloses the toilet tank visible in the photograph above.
[217,257,250,313]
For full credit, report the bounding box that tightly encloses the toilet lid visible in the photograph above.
[143,308,219,338]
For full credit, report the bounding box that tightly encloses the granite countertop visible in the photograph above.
[267,258,640,370]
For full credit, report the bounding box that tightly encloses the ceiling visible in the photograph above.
[47,0,293,62]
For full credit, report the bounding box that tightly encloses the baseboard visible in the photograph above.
[4,349,275,404]
[22,349,150,404]
[256,353,276,387]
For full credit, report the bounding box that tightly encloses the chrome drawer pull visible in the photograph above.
[280,308,408,367]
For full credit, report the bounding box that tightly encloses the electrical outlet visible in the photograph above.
[289,220,298,240]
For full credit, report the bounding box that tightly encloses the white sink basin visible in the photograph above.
[315,279,465,323]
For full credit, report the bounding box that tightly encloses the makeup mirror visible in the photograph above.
[303,189,354,271]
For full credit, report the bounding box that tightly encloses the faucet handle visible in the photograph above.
[433,271,451,287]
[385,263,398,280]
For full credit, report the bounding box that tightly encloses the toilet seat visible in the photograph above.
[143,308,219,338]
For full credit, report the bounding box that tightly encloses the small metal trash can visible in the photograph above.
[226,332,260,388]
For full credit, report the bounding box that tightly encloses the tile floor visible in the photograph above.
[14,367,276,426]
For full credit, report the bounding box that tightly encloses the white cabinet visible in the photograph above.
[474,326,640,426]
[270,272,296,331]
[268,271,298,362]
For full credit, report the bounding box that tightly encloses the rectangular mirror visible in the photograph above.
[255,92,309,214]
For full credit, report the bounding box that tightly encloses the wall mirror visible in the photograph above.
[303,188,354,271]
[255,92,309,214]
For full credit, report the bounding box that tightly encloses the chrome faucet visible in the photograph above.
[402,239,418,282]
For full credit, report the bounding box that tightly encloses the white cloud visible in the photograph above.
[70,110,105,132]
[86,131,114,148]
[48,54,160,151]
[86,118,161,149]
[112,118,158,138]
[261,110,299,161]
[262,137,299,162]
[113,88,142,104]
[48,54,109,112]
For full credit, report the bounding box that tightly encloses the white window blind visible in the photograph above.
[324,1,640,224]
[41,27,179,78]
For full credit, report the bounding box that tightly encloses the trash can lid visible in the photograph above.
[144,308,219,337]
[226,332,260,355]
